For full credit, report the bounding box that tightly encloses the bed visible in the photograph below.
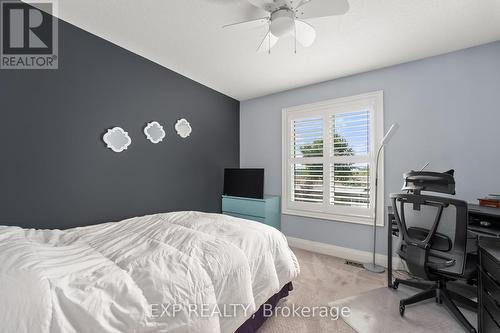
[0,211,300,333]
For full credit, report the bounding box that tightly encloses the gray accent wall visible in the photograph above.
[240,41,500,254]
[0,16,239,229]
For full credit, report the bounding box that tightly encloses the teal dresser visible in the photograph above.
[222,195,281,230]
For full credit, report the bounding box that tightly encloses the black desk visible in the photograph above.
[478,237,500,333]
[387,204,500,288]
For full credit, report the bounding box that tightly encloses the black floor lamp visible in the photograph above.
[363,123,399,273]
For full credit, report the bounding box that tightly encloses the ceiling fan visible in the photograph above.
[222,0,350,53]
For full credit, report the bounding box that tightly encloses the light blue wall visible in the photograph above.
[240,41,500,254]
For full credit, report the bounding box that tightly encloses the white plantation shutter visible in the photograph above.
[330,110,371,208]
[293,117,323,158]
[332,111,370,156]
[330,163,370,207]
[291,117,324,203]
[283,91,384,225]
[293,163,323,203]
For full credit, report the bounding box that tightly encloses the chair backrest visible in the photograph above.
[391,193,469,279]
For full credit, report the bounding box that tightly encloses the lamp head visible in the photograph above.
[381,123,399,145]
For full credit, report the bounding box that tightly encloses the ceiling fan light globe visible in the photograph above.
[270,9,295,37]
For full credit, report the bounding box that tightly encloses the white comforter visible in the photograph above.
[0,211,299,333]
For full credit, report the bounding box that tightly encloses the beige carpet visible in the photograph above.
[258,247,477,333]
[334,284,477,333]
[258,248,385,333]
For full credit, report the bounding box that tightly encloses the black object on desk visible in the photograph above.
[478,237,500,333]
[469,204,500,238]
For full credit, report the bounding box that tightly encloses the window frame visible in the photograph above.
[281,91,385,226]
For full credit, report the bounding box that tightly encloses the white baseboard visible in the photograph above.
[287,236,404,270]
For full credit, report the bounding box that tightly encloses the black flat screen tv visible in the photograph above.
[223,168,264,199]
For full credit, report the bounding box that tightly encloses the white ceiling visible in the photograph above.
[46,0,500,100]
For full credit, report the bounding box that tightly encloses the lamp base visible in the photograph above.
[363,263,385,273]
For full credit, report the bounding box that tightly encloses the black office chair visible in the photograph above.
[391,171,478,333]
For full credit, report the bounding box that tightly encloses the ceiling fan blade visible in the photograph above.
[257,31,279,53]
[295,20,316,47]
[296,0,349,19]
[247,0,280,12]
[223,17,269,30]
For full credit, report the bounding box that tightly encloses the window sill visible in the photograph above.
[282,207,384,227]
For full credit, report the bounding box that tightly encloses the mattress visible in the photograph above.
[0,211,300,333]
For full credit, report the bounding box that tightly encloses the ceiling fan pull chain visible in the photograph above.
[268,23,272,54]
[294,21,297,54]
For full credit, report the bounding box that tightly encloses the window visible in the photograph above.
[282,91,384,225]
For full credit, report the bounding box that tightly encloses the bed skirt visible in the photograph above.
[235,282,294,333]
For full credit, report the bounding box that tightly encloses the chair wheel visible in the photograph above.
[399,304,405,316]
[392,281,399,290]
